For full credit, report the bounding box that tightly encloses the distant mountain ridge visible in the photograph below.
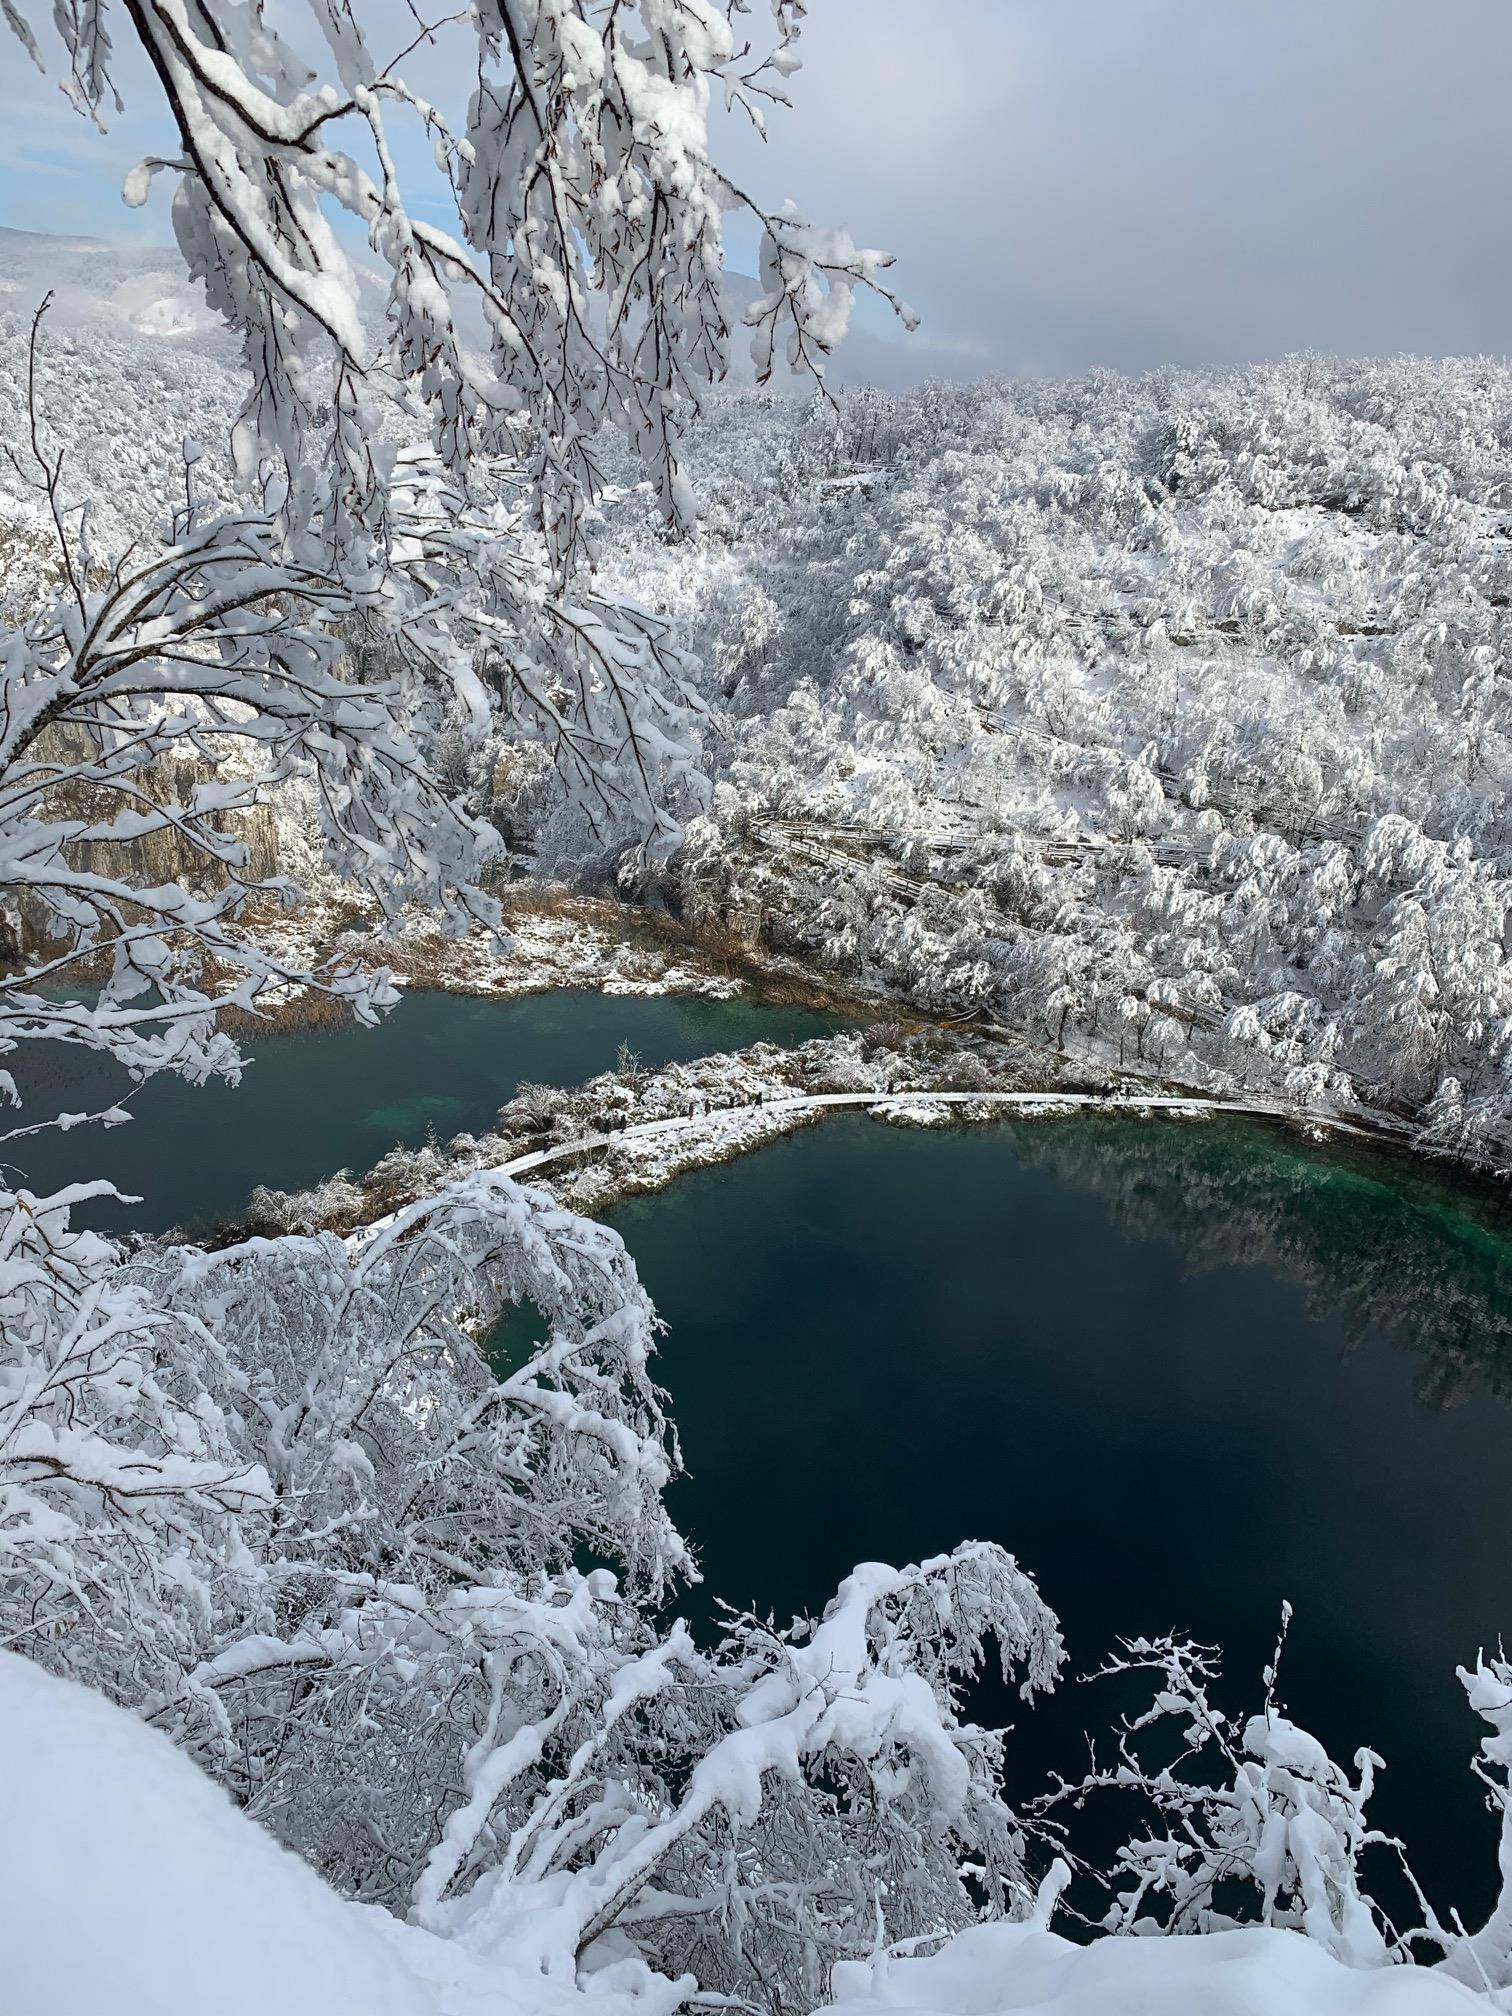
[0,225,968,387]
[0,224,237,346]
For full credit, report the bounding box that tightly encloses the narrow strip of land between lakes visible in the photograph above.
[495,1086,1382,1183]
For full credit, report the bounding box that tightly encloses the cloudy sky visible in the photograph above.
[3,0,1510,379]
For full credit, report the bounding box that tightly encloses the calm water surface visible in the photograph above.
[3,989,841,1232]
[598,1112,1512,1925]
[18,976,1512,1923]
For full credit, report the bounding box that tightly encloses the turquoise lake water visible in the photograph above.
[2,988,840,1232]
[597,1109,1512,1927]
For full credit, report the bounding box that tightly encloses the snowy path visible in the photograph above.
[499,1085,1370,1184]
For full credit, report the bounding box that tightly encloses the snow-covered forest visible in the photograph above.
[578,363,1512,1163]
[14,248,1512,1165]
[4,2,1512,2013]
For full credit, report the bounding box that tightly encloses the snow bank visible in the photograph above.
[0,1651,488,2016]
[825,1919,1482,2016]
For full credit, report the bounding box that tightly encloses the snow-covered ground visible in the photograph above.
[0,1651,497,2016]
[821,1916,1483,2016]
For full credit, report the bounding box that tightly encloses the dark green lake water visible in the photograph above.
[14,976,1512,1925]
[597,1110,1512,1927]
[1,989,840,1233]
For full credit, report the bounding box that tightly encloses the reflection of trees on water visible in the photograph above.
[1008,1117,1512,1410]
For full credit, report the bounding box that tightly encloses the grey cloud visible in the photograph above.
[715,0,1512,378]
[5,0,1510,379]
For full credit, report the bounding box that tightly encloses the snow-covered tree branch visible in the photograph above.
[8,0,911,572]
[2,1149,1066,2000]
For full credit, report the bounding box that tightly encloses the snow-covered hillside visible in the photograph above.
[583,364,1512,1166]
[0,231,939,615]
[0,225,237,345]
[0,230,246,606]
[9,226,1512,1165]
[0,228,952,554]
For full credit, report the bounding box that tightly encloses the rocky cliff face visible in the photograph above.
[5,724,282,962]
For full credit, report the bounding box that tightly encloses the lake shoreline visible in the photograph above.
[215,1006,1512,1259]
[20,883,1494,1244]
[178,884,879,1036]
[242,884,1506,1192]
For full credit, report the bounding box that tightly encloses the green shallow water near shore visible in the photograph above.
[589,1109,1512,1927]
[2,988,842,1234]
